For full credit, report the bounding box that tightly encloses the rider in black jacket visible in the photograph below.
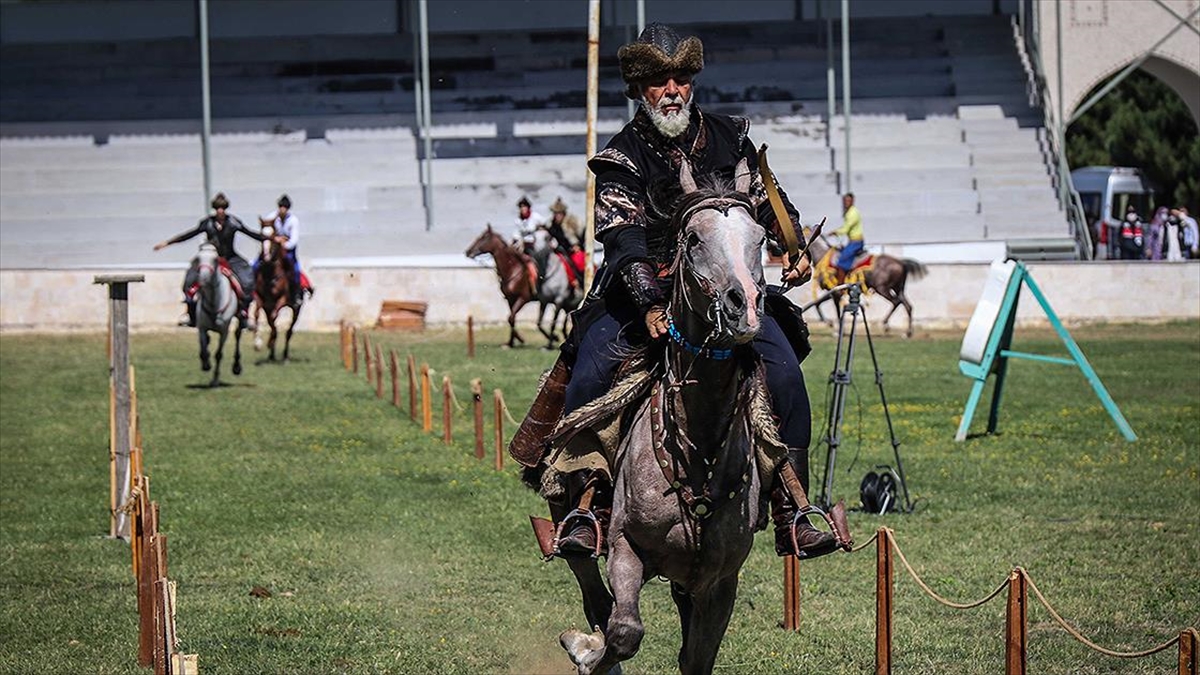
[154,192,265,327]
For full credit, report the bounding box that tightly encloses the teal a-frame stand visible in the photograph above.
[954,260,1136,442]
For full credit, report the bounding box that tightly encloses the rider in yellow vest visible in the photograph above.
[833,193,864,285]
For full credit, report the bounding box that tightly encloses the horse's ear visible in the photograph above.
[679,160,698,194]
[486,223,492,232]
[734,157,751,194]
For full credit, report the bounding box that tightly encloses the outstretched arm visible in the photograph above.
[153,221,204,251]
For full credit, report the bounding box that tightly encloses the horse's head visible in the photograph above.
[260,225,278,262]
[671,158,765,349]
[465,224,503,260]
[195,242,220,286]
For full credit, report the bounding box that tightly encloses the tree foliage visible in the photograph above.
[1066,70,1200,213]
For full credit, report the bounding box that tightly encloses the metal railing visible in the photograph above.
[1012,3,1094,260]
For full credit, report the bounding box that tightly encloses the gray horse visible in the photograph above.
[529,229,583,348]
[559,159,774,675]
[194,243,244,386]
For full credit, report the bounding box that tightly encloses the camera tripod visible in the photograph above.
[814,284,914,513]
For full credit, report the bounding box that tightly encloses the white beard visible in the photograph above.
[642,96,692,138]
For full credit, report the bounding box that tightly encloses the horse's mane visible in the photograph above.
[645,172,754,264]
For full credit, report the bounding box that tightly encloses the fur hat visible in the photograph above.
[211,192,229,210]
[277,194,291,208]
[618,23,704,100]
[550,197,568,215]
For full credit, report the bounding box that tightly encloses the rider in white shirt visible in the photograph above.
[511,196,548,254]
[257,194,313,301]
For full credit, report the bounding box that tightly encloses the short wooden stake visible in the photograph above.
[407,354,417,421]
[493,389,504,471]
[1181,628,1199,675]
[471,379,484,460]
[442,376,453,444]
[1005,568,1027,675]
[876,527,894,675]
[374,345,383,399]
[156,576,177,675]
[421,364,432,432]
[351,326,359,373]
[390,350,400,408]
[339,320,348,369]
[782,555,800,632]
[467,315,476,358]
[364,336,373,386]
[136,482,155,667]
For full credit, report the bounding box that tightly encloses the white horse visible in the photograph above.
[194,243,244,386]
[529,229,584,348]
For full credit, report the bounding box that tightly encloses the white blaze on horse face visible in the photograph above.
[689,212,763,342]
[261,226,275,261]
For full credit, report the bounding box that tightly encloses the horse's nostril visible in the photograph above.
[726,288,745,310]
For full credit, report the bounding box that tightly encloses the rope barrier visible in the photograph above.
[496,390,521,426]
[850,530,879,553]
[1023,570,1182,659]
[445,379,467,414]
[889,535,1010,610]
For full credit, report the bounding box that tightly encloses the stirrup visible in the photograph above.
[553,508,604,559]
[790,502,853,560]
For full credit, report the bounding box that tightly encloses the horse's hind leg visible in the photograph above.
[283,305,299,361]
[564,556,614,637]
[678,574,739,675]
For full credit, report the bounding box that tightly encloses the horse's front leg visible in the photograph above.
[282,304,299,361]
[198,329,211,372]
[210,329,227,387]
[267,311,279,361]
[677,574,739,675]
[507,299,528,348]
[562,536,645,675]
[536,301,552,342]
[232,323,243,376]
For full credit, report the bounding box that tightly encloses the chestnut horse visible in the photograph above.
[466,225,582,349]
[803,232,927,338]
[252,225,302,361]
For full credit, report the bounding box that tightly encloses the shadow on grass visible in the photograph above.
[253,356,311,367]
[184,381,257,389]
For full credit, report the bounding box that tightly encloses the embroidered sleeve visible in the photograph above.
[594,180,644,238]
[590,147,640,178]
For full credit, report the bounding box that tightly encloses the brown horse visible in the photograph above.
[252,225,302,361]
[803,232,927,338]
[464,225,541,348]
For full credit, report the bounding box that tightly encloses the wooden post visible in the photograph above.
[136,481,156,667]
[876,527,894,675]
[390,350,400,408]
[782,555,800,631]
[1005,568,1027,675]
[351,325,359,374]
[472,379,484,460]
[152,528,169,675]
[95,274,143,541]
[493,389,504,471]
[340,320,348,369]
[1180,628,1199,675]
[407,354,417,421]
[375,345,384,399]
[442,376,453,444]
[364,336,373,386]
[467,315,475,358]
[421,364,432,432]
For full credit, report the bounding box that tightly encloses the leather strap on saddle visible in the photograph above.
[779,461,854,556]
[757,144,800,268]
[509,355,572,468]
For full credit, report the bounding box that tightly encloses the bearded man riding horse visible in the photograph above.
[514,23,847,570]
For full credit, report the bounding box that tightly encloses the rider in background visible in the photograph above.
[547,22,835,559]
[511,196,548,255]
[154,192,264,328]
[548,197,586,283]
[257,194,313,303]
[832,192,864,285]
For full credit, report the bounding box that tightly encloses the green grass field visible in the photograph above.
[1,321,1197,675]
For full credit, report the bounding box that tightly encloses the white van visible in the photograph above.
[1070,166,1157,259]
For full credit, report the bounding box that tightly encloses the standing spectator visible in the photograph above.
[1118,206,1144,260]
[1165,210,1184,262]
[1179,207,1199,259]
[1146,206,1168,260]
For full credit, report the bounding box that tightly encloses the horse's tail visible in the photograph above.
[902,258,928,281]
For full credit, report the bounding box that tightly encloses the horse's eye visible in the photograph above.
[687,233,702,250]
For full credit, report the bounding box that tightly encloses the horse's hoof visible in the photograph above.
[233,362,242,376]
[560,627,605,669]
[208,380,219,388]
[201,360,212,372]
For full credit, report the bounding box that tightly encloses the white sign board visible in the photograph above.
[959,259,1017,365]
